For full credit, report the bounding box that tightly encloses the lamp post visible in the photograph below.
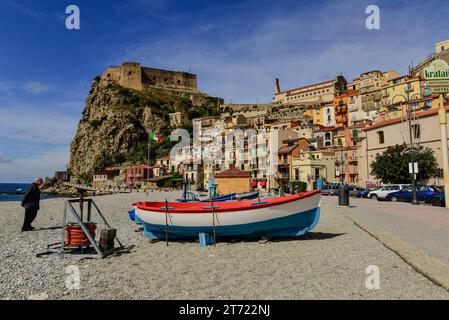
[388,91,431,205]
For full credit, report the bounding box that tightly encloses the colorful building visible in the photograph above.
[273,76,347,105]
[358,100,449,187]
[291,150,336,190]
[334,92,349,128]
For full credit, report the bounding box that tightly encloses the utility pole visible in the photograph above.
[406,66,418,205]
[438,94,449,209]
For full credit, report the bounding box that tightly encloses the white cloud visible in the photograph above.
[23,82,50,94]
[116,0,448,103]
[0,105,78,145]
[3,0,46,21]
[0,80,50,95]
[0,148,69,183]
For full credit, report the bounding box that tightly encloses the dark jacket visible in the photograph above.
[21,183,41,210]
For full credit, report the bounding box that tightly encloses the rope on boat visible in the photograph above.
[211,198,217,246]
[64,222,96,246]
[165,199,169,246]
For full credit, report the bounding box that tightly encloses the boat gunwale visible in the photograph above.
[134,190,321,214]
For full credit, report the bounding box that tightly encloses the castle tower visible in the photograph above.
[119,62,143,91]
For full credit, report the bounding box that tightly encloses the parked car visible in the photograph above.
[367,184,409,200]
[385,185,438,202]
[357,187,380,198]
[348,186,365,197]
[425,193,445,207]
[321,184,340,196]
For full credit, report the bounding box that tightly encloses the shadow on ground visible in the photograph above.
[138,232,346,245]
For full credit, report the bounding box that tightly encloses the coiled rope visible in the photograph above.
[65,222,97,246]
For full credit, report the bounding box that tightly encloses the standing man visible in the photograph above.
[21,177,43,232]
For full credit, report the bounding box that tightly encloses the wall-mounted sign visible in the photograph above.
[423,60,449,80]
[423,60,449,94]
[429,87,449,93]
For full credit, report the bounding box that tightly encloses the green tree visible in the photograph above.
[291,181,308,193]
[370,144,438,184]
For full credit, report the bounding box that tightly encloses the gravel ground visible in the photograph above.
[1,193,449,300]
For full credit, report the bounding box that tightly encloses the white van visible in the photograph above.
[367,185,409,200]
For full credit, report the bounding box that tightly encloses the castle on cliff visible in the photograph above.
[101,62,218,106]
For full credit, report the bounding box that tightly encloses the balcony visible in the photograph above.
[349,105,359,112]
[278,159,289,166]
[274,173,290,180]
[373,92,382,101]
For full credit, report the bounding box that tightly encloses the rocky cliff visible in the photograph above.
[68,78,218,182]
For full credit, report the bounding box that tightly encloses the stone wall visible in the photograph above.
[141,67,198,93]
[99,62,223,106]
[101,62,198,96]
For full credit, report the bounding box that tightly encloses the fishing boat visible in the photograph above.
[133,190,321,239]
[177,191,260,202]
[199,191,260,202]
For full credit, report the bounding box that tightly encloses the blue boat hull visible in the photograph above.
[142,207,320,239]
[128,209,143,225]
[128,209,136,221]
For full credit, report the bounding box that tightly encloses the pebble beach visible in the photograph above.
[1,192,449,300]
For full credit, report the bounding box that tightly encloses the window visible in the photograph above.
[442,46,445,52]
[377,131,385,144]
[412,124,421,140]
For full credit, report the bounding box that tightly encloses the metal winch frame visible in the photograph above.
[37,188,128,259]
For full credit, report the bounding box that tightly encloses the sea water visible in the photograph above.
[0,183,59,202]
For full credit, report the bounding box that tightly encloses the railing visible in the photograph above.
[278,159,289,165]
[274,173,290,179]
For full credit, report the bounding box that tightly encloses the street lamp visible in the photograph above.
[389,92,427,205]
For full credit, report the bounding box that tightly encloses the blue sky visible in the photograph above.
[0,0,448,182]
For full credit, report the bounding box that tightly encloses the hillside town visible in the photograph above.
[5,1,449,304]
[86,40,449,195]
